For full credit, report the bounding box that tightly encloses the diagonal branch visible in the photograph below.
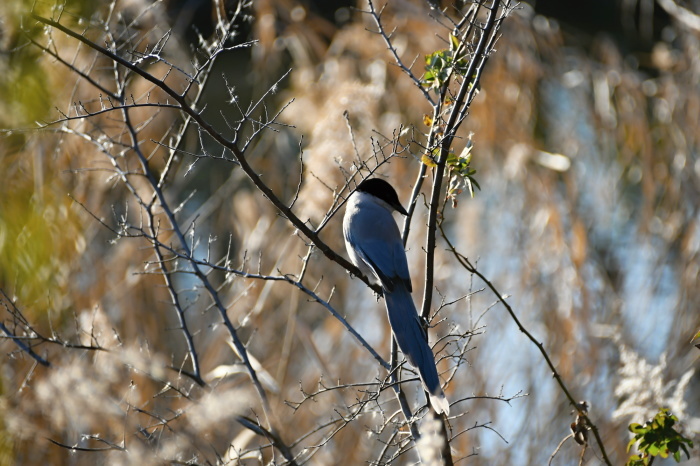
[31,13,380,295]
[438,224,613,466]
[0,321,51,367]
[364,0,436,106]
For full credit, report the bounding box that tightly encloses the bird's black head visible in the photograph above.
[356,178,408,215]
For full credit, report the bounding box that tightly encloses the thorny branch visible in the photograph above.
[31,12,382,295]
[439,224,614,465]
[0,288,106,364]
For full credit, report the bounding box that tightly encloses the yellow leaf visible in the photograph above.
[423,114,433,126]
[421,154,437,167]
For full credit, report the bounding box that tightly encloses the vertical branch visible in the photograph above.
[102,20,205,385]
[148,216,204,385]
[388,339,422,441]
[123,107,299,463]
[364,4,506,462]
[121,106,274,421]
[421,0,504,321]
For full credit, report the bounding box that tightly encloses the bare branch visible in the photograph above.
[439,223,613,465]
[364,0,436,106]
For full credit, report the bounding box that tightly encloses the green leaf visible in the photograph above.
[470,177,481,192]
[446,151,458,166]
[627,437,638,453]
[423,49,456,88]
[629,423,645,433]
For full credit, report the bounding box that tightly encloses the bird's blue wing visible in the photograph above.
[343,195,412,292]
[353,238,412,293]
[391,240,412,293]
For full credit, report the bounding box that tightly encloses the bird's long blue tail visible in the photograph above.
[384,283,450,415]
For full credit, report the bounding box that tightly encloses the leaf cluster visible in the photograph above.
[626,408,694,465]
[422,34,472,90]
[421,30,481,203]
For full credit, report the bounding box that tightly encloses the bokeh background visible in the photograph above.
[1,0,699,464]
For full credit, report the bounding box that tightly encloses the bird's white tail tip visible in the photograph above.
[430,392,450,415]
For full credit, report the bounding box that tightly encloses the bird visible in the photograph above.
[343,177,450,415]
